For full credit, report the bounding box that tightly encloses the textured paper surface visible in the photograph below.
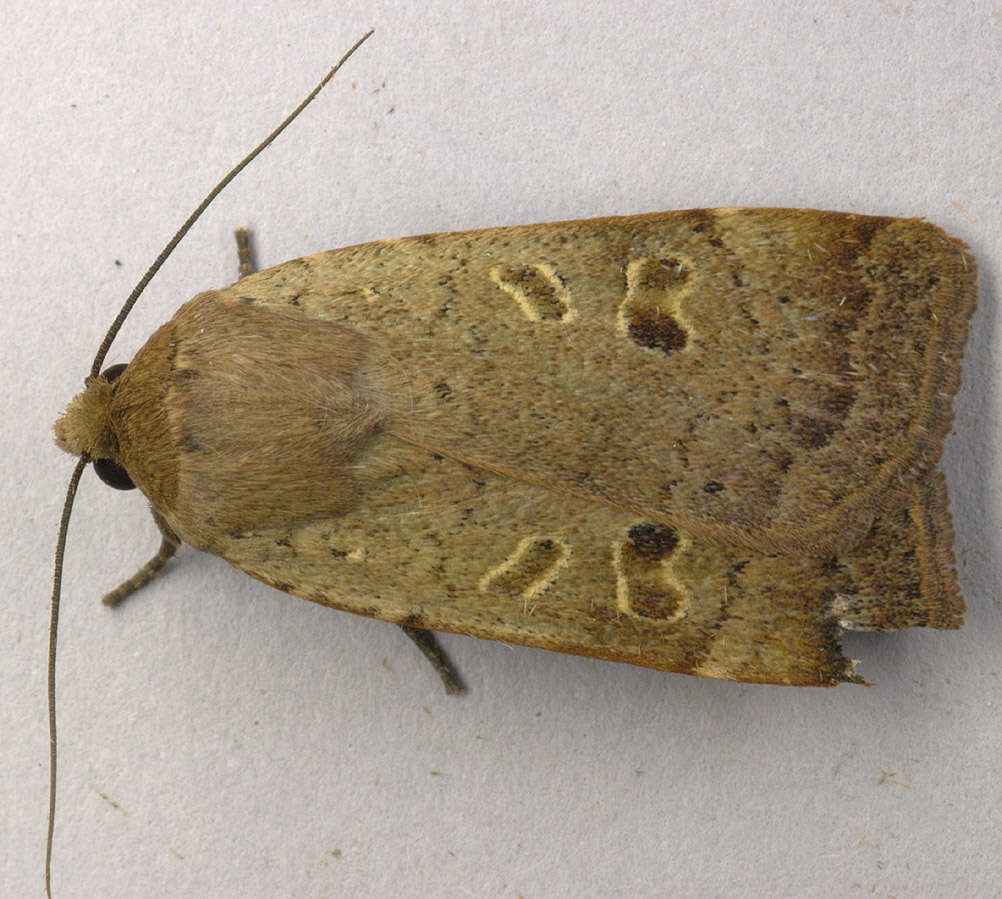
[6,2,1001,897]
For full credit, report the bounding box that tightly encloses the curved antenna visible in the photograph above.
[49,31,374,896]
[45,455,86,899]
[90,28,374,377]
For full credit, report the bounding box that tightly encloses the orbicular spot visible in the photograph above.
[613,523,688,621]
[489,263,576,323]
[619,257,692,355]
[478,535,571,604]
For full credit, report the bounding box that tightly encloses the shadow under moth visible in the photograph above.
[45,29,977,897]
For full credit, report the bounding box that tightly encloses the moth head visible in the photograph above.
[53,363,136,490]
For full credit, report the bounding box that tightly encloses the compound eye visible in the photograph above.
[93,362,135,487]
[94,457,136,490]
[100,362,128,383]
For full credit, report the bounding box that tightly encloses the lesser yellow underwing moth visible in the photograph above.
[45,30,976,896]
[55,207,976,684]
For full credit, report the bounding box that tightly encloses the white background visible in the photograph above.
[5,2,1001,897]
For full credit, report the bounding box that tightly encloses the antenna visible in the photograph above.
[46,30,374,897]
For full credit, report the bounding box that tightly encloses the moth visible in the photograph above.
[54,207,976,688]
[47,32,979,899]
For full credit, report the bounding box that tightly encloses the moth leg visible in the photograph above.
[398,625,465,695]
[102,509,181,607]
[234,227,257,278]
